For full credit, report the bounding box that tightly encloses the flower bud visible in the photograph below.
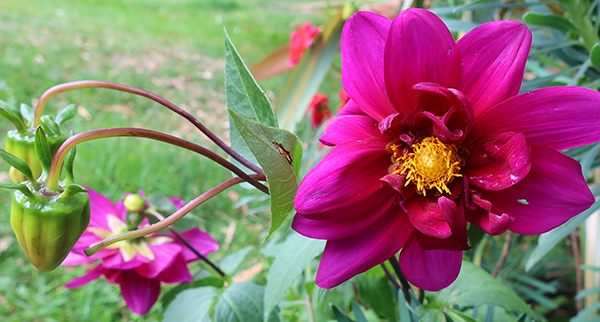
[124,193,146,213]
[10,184,90,271]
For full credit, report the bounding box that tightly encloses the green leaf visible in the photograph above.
[445,309,479,322]
[55,104,76,125]
[264,232,325,321]
[34,127,52,175]
[40,115,61,136]
[0,149,34,182]
[523,12,577,32]
[354,274,398,321]
[229,109,298,237]
[161,276,224,308]
[214,282,280,322]
[590,42,600,72]
[331,304,354,322]
[162,287,217,322]
[276,7,346,132]
[63,139,76,184]
[20,103,34,125]
[525,200,600,271]
[0,105,27,132]
[435,261,541,319]
[0,182,33,198]
[219,246,253,276]
[352,302,368,322]
[225,28,278,172]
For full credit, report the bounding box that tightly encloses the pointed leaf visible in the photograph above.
[591,43,600,72]
[352,302,368,322]
[34,127,52,174]
[0,149,34,182]
[63,141,76,183]
[214,282,280,322]
[40,115,61,135]
[435,261,541,319]
[229,109,298,237]
[20,103,34,124]
[0,105,27,131]
[264,232,325,321]
[276,7,346,132]
[331,305,354,322]
[55,104,76,125]
[523,12,576,32]
[162,287,217,322]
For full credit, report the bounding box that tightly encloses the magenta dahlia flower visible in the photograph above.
[62,188,219,315]
[293,9,600,291]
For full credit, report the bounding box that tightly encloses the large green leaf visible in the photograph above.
[225,29,278,172]
[162,287,217,322]
[276,7,347,132]
[354,274,398,321]
[435,261,541,320]
[523,12,576,32]
[229,109,298,237]
[264,232,325,321]
[214,282,280,322]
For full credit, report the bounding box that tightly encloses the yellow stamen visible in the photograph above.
[392,137,462,196]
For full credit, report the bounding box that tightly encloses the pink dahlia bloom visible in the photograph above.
[293,9,600,291]
[62,188,219,315]
[307,93,332,128]
[289,22,320,67]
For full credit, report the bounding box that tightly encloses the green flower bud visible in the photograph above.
[10,184,90,271]
[123,193,146,213]
[5,130,66,183]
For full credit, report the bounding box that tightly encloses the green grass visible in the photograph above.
[0,0,331,320]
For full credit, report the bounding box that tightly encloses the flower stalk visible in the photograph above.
[46,127,268,193]
[34,80,264,174]
[85,174,265,256]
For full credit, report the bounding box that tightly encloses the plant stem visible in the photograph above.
[146,209,226,278]
[492,231,512,278]
[571,229,584,312]
[46,127,268,193]
[381,263,400,290]
[85,174,265,256]
[33,80,263,174]
[388,256,411,303]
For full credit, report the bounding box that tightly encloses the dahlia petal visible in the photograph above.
[464,132,531,190]
[482,146,593,235]
[86,188,118,230]
[156,255,193,283]
[467,192,516,236]
[135,243,181,279]
[406,197,452,239]
[399,234,463,291]
[101,252,144,270]
[341,11,396,121]
[64,265,105,288]
[177,228,220,262]
[457,21,531,116]
[337,99,365,117]
[294,139,392,216]
[384,9,460,115]
[292,191,394,240]
[117,270,161,315]
[315,205,413,288]
[320,113,386,146]
[471,87,600,150]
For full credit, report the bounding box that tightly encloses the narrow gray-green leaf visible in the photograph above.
[331,305,353,322]
[523,12,577,32]
[34,127,52,174]
[229,109,298,237]
[162,287,217,322]
[55,104,77,125]
[0,149,34,182]
[352,302,368,322]
[436,261,541,319]
[264,232,325,321]
[219,246,253,276]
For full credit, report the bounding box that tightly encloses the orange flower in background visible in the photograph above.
[289,22,320,67]
[338,89,350,112]
[307,93,332,128]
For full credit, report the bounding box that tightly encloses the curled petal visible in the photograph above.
[464,132,531,190]
[341,11,396,121]
[295,139,391,216]
[482,146,593,235]
[399,234,463,291]
[467,192,516,235]
[384,9,460,115]
[117,270,161,315]
[415,197,470,251]
[315,205,413,288]
[406,197,452,239]
[457,21,531,116]
[471,87,600,150]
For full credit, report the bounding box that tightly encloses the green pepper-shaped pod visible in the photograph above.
[10,185,90,271]
[5,129,66,183]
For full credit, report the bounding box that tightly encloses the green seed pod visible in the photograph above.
[5,130,66,183]
[10,184,90,271]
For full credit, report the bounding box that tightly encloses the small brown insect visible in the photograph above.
[272,142,293,165]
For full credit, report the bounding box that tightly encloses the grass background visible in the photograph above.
[0,0,334,320]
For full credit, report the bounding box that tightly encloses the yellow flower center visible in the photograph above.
[392,137,462,196]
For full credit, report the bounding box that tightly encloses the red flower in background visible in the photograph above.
[338,89,350,112]
[289,22,320,67]
[307,93,332,128]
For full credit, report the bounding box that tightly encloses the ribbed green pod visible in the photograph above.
[5,130,66,183]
